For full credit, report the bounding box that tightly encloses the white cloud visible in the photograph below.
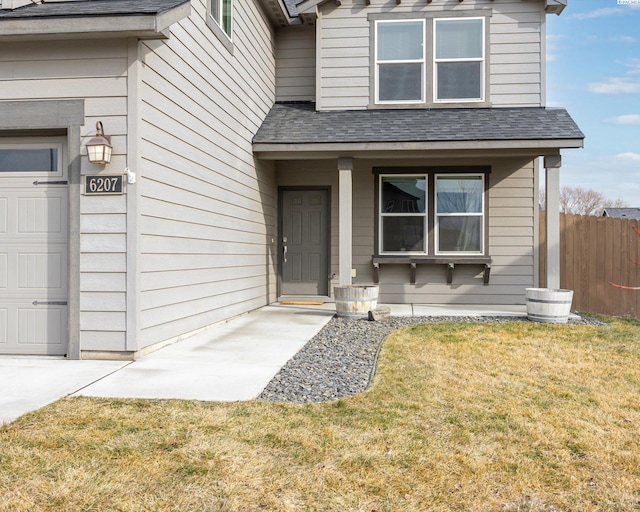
[616,152,640,162]
[626,59,640,75]
[545,34,566,63]
[608,114,640,125]
[588,59,640,94]
[613,36,638,43]
[588,78,640,94]
[571,8,625,19]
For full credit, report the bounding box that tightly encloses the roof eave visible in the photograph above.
[0,2,191,40]
[545,0,567,16]
[256,0,299,27]
[253,138,585,160]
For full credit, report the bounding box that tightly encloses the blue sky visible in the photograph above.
[546,0,640,206]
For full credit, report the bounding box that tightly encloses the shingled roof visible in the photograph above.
[0,0,189,18]
[602,208,640,220]
[253,102,585,147]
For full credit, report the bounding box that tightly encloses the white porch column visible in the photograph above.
[338,157,353,286]
[544,155,562,290]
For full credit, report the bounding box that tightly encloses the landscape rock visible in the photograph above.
[258,314,607,404]
[368,306,391,321]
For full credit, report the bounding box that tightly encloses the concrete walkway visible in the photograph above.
[1,303,536,425]
[1,304,335,425]
[74,304,335,402]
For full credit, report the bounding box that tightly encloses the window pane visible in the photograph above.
[438,216,482,252]
[222,0,232,36]
[0,149,58,173]
[437,176,482,213]
[379,63,423,102]
[436,19,483,59]
[211,0,219,22]
[382,176,426,213]
[382,217,425,252]
[377,21,424,61]
[436,61,481,100]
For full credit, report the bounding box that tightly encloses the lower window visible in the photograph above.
[377,170,487,255]
[380,175,427,252]
[435,175,484,253]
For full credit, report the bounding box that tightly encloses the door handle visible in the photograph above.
[283,244,287,263]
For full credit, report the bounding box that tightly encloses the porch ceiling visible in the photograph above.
[252,102,585,160]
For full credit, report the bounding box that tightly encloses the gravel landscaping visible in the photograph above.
[258,314,607,404]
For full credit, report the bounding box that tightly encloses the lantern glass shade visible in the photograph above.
[86,122,112,164]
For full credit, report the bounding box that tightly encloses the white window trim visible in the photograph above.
[374,19,426,105]
[434,173,485,255]
[369,12,491,108]
[0,141,64,178]
[433,17,485,104]
[378,173,428,255]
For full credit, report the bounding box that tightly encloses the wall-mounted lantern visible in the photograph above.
[86,121,113,165]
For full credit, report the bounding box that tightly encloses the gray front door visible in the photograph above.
[280,188,329,296]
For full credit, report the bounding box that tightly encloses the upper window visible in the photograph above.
[434,18,484,102]
[213,0,232,37]
[373,16,486,105]
[207,0,233,44]
[375,20,425,104]
[377,170,486,256]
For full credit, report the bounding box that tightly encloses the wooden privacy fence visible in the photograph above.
[539,212,640,319]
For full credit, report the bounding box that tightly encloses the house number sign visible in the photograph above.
[84,174,124,195]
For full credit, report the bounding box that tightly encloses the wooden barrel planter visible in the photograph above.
[525,288,574,324]
[334,285,379,319]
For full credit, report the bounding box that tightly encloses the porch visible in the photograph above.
[254,103,584,304]
[277,301,581,319]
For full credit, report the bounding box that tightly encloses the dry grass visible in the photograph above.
[2,318,640,511]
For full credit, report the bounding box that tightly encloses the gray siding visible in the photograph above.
[137,0,277,349]
[0,38,130,352]
[275,26,316,102]
[316,0,544,110]
[277,157,535,304]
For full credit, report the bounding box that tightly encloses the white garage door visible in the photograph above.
[0,140,68,356]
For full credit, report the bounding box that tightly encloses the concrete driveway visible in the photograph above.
[0,358,127,425]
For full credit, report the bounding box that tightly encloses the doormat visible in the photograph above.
[280,301,325,305]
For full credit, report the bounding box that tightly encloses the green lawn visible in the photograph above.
[2,318,640,511]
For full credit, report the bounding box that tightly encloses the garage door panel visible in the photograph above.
[18,251,65,290]
[18,306,66,348]
[1,245,67,295]
[1,301,67,354]
[0,308,6,345]
[0,253,6,289]
[0,197,6,233]
[17,195,65,236]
